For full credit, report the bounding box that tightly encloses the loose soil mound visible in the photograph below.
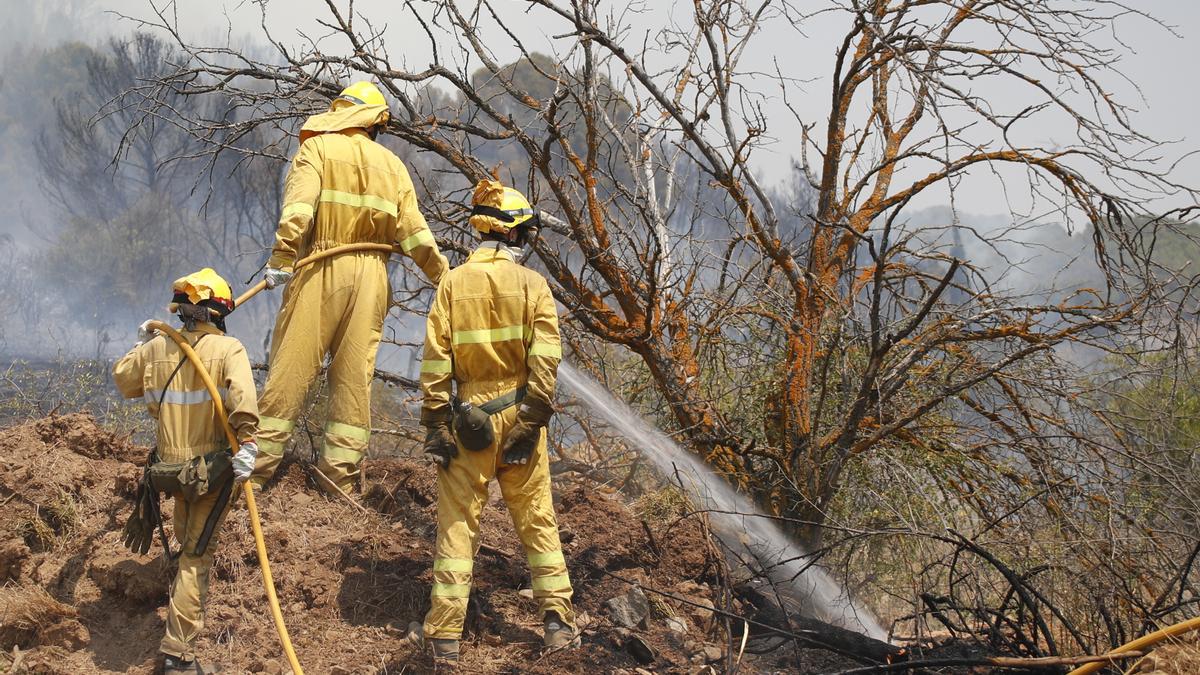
[0,414,815,673]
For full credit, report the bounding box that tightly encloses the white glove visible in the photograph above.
[232,441,259,482]
[135,320,155,347]
[263,267,293,289]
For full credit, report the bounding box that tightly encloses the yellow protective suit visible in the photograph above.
[251,104,448,492]
[112,322,259,660]
[420,241,575,640]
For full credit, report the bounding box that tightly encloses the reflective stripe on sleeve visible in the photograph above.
[452,325,528,346]
[531,574,571,592]
[433,558,474,573]
[143,388,227,406]
[280,203,314,219]
[325,421,371,443]
[527,550,565,567]
[399,229,435,252]
[528,343,562,359]
[319,189,398,217]
[431,582,472,598]
[257,439,286,456]
[260,416,295,433]
[420,359,453,374]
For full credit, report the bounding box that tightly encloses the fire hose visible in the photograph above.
[1067,615,1200,675]
[144,242,402,674]
[150,320,304,675]
[152,240,1198,673]
[234,242,397,307]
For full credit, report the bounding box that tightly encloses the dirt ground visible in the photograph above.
[0,414,837,674]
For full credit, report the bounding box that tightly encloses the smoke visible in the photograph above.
[902,205,1100,299]
[0,1,1125,371]
[0,35,260,358]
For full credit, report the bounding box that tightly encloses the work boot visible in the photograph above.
[161,653,221,674]
[431,638,460,667]
[543,611,579,649]
[406,622,458,665]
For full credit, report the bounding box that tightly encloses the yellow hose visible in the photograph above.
[230,242,1200,673]
[1068,616,1200,675]
[140,243,400,671]
[234,243,397,308]
[148,321,305,675]
[154,240,1198,673]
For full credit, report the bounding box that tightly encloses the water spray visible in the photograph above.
[558,363,890,642]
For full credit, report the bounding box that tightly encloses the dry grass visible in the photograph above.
[47,490,80,538]
[633,485,692,524]
[14,518,55,553]
[1129,634,1200,675]
[14,490,81,554]
[211,500,252,583]
[0,585,77,645]
[0,358,149,436]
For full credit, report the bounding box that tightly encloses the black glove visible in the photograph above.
[122,480,159,555]
[501,398,553,466]
[501,420,542,466]
[423,423,458,469]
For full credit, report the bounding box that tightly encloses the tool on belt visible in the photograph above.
[451,386,526,451]
[121,334,235,558]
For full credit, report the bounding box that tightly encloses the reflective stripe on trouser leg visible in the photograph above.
[321,254,388,494]
[529,549,574,626]
[253,265,331,487]
[427,557,473,637]
[497,417,577,627]
[250,416,294,487]
[318,421,368,492]
[161,488,228,659]
[424,442,493,640]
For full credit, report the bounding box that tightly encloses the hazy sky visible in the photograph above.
[6,0,1200,220]
[0,1,1195,361]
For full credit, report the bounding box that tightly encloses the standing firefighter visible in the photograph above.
[417,179,577,663]
[114,269,259,675]
[250,81,448,493]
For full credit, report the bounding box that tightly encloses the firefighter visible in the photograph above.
[251,81,449,493]
[417,179,576,663]
[113,269,259,675]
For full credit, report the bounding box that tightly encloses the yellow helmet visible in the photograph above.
[167,268,235,316]
[468,179,538,234]
[336,81,387,108]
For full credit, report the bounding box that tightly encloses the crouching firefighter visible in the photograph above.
[415,180,577,664]
[113,268,260,675]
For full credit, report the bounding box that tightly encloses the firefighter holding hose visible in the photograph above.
[250,80,449,494]
[415,179,577,664]
[113,269,259,675]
